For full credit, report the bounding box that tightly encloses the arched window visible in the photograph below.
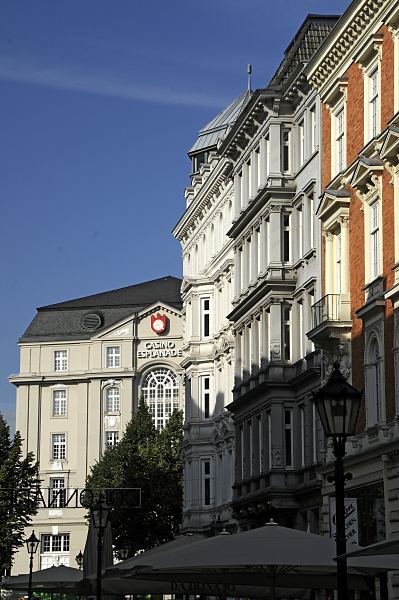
[142,368,179,430]
[106,387,120,413]
[366,337,383,426]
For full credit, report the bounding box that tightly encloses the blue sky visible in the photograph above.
[0,0,350,430]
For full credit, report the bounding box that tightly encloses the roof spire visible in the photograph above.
[247,64,252,93]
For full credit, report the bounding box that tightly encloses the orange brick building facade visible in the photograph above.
[306,1,399,594]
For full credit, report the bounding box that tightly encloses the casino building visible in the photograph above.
[9,275,184,574]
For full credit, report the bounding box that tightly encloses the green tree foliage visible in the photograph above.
[0,413,40,573]
[86,399,183,556]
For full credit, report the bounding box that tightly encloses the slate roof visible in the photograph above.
[21,276,182,342]
[269,15,339,89]
[189,90,252,155]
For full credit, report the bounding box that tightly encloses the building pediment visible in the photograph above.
[350,156,384,196]
[316,188,351,223]
[137,301,182,321]
[380,126,399,166]
[92,315,135,340]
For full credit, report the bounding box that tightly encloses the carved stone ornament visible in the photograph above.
[322,341,351,384]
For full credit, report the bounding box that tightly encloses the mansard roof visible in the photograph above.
[21,276,182,342]
[269,14,339,89]
[189,90,252,155]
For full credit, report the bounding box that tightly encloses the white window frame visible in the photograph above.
[141,367,179,430]
[282,305,292,362]
[52,388,67,417]
[105,386,120,413]
[54,350,68,372]
[106,431,119,448]
[201,458,213,507]
[364,195,382,284]
[310,104,317,154]
[284,408,294,468]
[363,54,381,143]
[365,335,385,427]
[200,296,211,339]
[298,119,305,166]
[106,346,121,369]
[200,375,211,420]
[335,107,345,175]
[282,128,291,173]
[49,477,66,508]
[40,533,70,568]
[51,433,66,461]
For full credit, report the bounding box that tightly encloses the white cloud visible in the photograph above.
[0,57,230,109]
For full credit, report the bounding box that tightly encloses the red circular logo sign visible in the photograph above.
[151,313,167,334]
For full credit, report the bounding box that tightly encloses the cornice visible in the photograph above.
[306,0,390,97]
[173,159,233,241]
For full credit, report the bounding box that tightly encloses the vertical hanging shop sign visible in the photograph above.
[329,497,359,545]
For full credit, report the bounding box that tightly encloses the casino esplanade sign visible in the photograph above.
[138,312,183,359]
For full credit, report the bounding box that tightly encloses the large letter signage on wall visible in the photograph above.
[137,340,182,359]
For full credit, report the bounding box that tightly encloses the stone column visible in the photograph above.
[234,173,241,219]
[250,228,258,283]
[340,216,350,294]
[235,331,242,387]
[259,136,268,186]
[251,150,258,198]
[241,163,249,209]
[269,207,281,264]
[234,248,241,298]
[269,123,281,174]
[324,232,334,295]
[269,302,282,362]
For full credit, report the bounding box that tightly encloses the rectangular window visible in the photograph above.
[282,129,290,172]
[370,68,379,138]
[54,350,68,372]
[297,205,303,259]
[300,407,305,467]
[283,213,290,262]
[106,387,120,413]
[336,232,342,294]
[283,306,291,361]
[267,411,272,469]
[201,297,211,339]
[310,105,317,153]
[51,433,66,461]
[284,409,293,467]
[299,120,304,166]
[248,420,253,477]
[201,376,210,419]
[41,534,70,553]
[312,402,318,463]
[202,460,212,506]
[309,193,314,248]
[257,415,262,473]
[106,346,120,368]
[50,478,66,508]
[240,425,244,479]
[370,200,380,279]
[106,431,119,447]
[336,108,345,173]
[52,389,67,417]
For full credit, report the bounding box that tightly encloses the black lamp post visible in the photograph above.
[313,361,362,600]
[90,494,111,600]
[75,550,84,569]
[25,530,40,600]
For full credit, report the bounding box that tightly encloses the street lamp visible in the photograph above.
[119,544,129,560]
[90,494,111,600]
[25,530,40,600]
[313,361,362,600]
[75,550,84,569]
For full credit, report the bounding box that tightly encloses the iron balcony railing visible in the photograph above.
[311,294,341,329]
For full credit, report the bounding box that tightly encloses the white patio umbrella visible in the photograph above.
[342,537,399,558]
[119,522,398,600]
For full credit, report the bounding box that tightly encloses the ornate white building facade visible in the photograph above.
[175,15,338,534]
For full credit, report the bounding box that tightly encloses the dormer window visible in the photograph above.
[192,152,208,174]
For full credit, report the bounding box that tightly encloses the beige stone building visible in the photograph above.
[10,276,183,574]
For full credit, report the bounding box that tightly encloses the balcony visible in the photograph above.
[308,293,352,345]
